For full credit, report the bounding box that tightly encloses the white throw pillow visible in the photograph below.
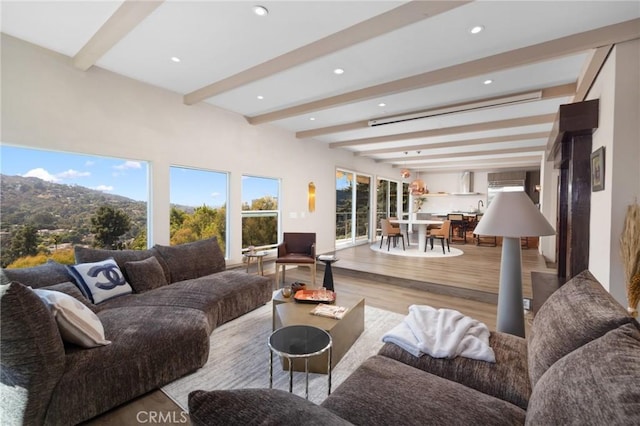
[67,258,133,304]
[32,288,111,348]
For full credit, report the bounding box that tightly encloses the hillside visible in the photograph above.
[0,174,148,236]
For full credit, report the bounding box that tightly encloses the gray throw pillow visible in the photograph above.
[42,281,98,313]
[526,322,640,425]
[188,389,353,426]
[153,237,225,283]
[124,256,168,293]
[2,260,73,289]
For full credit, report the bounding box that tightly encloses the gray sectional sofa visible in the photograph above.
[188,270,640,425]
[1,237,272,425]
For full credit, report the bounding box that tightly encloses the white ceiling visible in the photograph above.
[2,0,639,173]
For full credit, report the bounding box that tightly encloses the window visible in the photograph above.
[376,177,399,227]
[241,175,280,251]
[0,145,148,267]
[169,166,228,253]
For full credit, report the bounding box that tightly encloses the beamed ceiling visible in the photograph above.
[2,0,639,174]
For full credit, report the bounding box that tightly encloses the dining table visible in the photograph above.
[389,219,444,253]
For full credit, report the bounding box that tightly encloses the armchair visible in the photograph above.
[275,233,316,287]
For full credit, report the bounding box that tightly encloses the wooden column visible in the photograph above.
[550,99,599,280]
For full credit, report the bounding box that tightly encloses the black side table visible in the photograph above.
[316,255,338,291]
[268,325,332,399]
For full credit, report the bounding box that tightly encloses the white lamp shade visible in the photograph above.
[474,191,555,238]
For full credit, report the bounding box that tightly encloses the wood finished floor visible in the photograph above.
[85,241,554,425]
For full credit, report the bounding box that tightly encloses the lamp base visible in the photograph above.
[497,237,525,337]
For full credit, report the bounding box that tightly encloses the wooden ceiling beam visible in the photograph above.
[249,18,640,124]
[382,146,545,164]
[73,0,163,71]
[298,83,575,139]
[356,132,549,156]
[184,1,470,105]
[330,114,555,149]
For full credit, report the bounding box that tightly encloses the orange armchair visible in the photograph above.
[275,232,316,287]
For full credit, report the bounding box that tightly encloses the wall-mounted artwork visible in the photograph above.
[591,146,605,192]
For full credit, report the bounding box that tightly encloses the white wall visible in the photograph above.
[539,158,558,263]
[0,35,399,265]
[420,171,489,214]
[587,39,640,306]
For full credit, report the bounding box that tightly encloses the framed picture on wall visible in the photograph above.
[591,146,605,192]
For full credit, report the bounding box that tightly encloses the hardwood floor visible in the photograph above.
[85,241,554,425]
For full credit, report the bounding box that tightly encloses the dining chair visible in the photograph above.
[473,214,497,247]
[275,232,316,287]
[426,220,451,254]
[380,218,405,251]
[447,213,467,244]
[389,216,410,247]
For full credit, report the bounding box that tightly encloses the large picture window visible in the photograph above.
[0,145,148,267]
[241,175,280,251]
[169,166,228,253]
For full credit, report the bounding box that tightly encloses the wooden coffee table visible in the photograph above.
[272,291,364,374]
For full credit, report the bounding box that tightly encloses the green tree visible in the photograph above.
[90,206,131,249]
[11,224,39,260]
[242,196,278,247]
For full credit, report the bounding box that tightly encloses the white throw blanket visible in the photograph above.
[382,305,496,363]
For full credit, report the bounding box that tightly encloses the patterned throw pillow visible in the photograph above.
[32,288,111,348]
[67,258,133,304]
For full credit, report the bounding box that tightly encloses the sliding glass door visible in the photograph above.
[336,169,371,247]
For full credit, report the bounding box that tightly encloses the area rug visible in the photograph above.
[370,242,464,258]
[161,302,404,409]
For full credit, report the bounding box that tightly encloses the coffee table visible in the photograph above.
[272,291,364,374]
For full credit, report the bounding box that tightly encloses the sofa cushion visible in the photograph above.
[74,246,171,284]
[0,282,66,426]
[2,260,73,289]
[321,355,526,425]
[44,305,210,425]
[67,258,133,304]
[528,270,633,386]
[189,389,354,426]
[378,330,531,410]
[124,256,168,293]
[33,288,111,348]
[153,237,225,283]
[526,322,640,425]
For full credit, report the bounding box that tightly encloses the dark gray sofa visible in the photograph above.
[1,237,272,425]
[188,270,640,425]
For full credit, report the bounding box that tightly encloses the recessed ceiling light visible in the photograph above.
[378,103,386,107]
[170,56,181,63]
[257,95,264,100]
[309,117,316,121]
[470,25,484,34]
[253,5,268,16]
[483,79,493,85]
[333,68,345,75]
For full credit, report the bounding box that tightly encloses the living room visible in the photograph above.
[2,1,640,425]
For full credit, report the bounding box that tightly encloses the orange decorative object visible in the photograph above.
[308,182,316,212]
[410,178,426,195]
[401,169,411,179]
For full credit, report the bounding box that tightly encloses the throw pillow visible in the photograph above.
[124,256,168,293]
[153,237,226,283]
[2,260,74,289]
[67,258,133,304]
[32,288,111,348]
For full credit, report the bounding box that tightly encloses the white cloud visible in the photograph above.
[57,169,90,179]
[114,160,142,170]
[211,192,221,198]
[22,168,60,182]
[85,160,95,167]
[94,185,114,192]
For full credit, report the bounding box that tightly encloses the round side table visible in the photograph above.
[268,325,332,399]
[244,251,267,275]
[316,256,338,291]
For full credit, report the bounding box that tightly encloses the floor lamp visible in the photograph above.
[474,191,555,337]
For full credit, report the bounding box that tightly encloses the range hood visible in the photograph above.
[451,171,481,195]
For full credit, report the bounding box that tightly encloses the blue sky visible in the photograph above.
[1,145,278,207]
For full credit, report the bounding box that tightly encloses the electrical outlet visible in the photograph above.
[523,298,532,311]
